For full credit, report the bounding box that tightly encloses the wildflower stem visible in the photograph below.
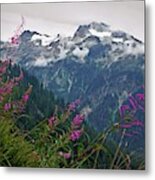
[110,129,126,169]
[3,154,12,167]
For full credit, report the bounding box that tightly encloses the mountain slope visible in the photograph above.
[0,22,144,131]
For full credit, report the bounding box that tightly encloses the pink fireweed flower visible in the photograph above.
[74,99,81,105]
[120,119,144,130]
[59,152,71,159]
[68,98,81,111]
[4,103,11,111]
[139,105,145,112]
[11,36,19,45]
[22,85,32,103]
[0,88,5,95]
[68,102,76,111]
[63,153,71,159]
[22,94,29,103]
[120,124,132,129]
[1,78,18,96]
[48,116,56,127]
[0,66,7,75]
[10,16,25,46]
[129,96,138,110]
[70,129,82,141]
[72,114,85,127]
[131,119,144,127]
[1,82,13,95]
[136,93,144,101]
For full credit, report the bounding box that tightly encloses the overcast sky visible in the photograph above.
[1,1,144,42]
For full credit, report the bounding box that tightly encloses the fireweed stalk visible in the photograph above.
[10,16,25,45]
[69,113,85,142]
[57,98,81,123]
[0,61,31,113]
[47,99,84,159]
[0,17,29,113]
[119,86,144,137]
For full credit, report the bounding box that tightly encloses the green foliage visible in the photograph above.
[0,113,40,167]
[0,109,145,169]
[23,113,144,169]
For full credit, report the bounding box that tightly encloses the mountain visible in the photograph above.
[0,22,144,131]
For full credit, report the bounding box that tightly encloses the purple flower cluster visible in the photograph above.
[4,103,11,111]
[0,61,31,113]
[69,113,85,141]
[119,86,144,137]
[119,89,144,120]
[59,151,71,159]
[120,119,144,129]
[68,99,80,111]
[48,116,56,128]
[70,130,82,141]
[72,114,85,127]
[22,94,29,103]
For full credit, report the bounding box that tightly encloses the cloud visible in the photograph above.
[1,1,144,41]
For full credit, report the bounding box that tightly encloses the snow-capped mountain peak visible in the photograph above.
[1,21,144,68]
[89,28,112,38]
[31,33,62,47]
[88,21,110,32]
